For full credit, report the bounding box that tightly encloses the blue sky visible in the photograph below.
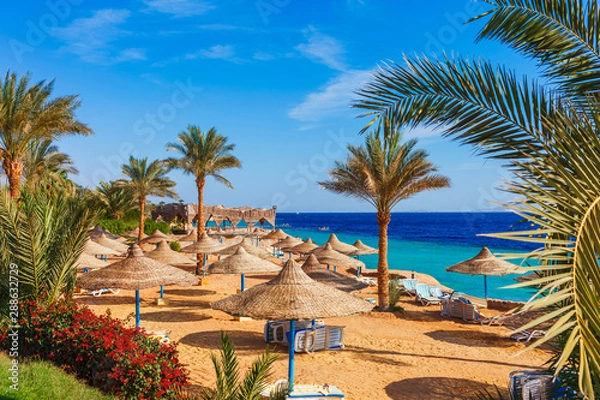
[0,0,538,212]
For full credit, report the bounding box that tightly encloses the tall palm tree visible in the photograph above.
[118,157,177,242]
[0,71,91,199]
[93,181,135,220]
[22,139,78,189]
[353,1,600,396]
[165,125,241,237]
[320,123,449,310]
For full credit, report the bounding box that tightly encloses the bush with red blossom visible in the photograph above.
[0,299,189,399]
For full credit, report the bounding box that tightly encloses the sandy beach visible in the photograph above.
[76,268,550,400]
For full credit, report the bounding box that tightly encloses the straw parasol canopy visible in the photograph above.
[301,255,368,293]
[83,240,120,256]
[286,238,318,254]
[75,253,109,270]
[352,240,378,255]
[139,229,171,245]
[145,240,195,265]
[93,233,130,253]
[180,232,227,254]
[123,227,147,239]
[276,236,303,250]
[211,258,373,320]
[313,233,358,255]
[180,228,198,242]
[263,229,288,241]
[218,238,271,259]
[446,247,527,298]
[311,243,365,269]
[251,227,268,238]
[89,225,120,240]
[77,245,198,291]
[204,247,281,275]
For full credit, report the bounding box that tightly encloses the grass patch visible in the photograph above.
[0,353,115,400]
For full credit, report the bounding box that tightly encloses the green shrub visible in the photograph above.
[98,219,138,236]
[388,281,404,312]
[143,219,170,235]
[170,241,181,252]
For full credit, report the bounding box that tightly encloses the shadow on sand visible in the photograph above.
[179,329,267,352]
[386,377,505,400]
[140,310,212,323]
[424,330,510,348]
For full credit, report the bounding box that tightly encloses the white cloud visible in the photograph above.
[197,23,248,31]
[143,0,214,17]
[50,9,143,64]
[288,69,374,122]
[187,45,240,62]
[253,51,274,61]
[296,26,346,71]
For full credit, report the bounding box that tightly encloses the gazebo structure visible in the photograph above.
[211,259,373,393]
[446,247,526,298]
[204,247,281,291]
[77,245,197,326]
[301,255,368,292]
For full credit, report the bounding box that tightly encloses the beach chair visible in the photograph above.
[292,325,345,353]
[509,370,555,400]
[429,286,450,300]
[400,279,418,297]
[260,381,345,399]
[146,329,171,345]
[89,288,121,297]
[415,283,442,306]
[264,320,324,344]
[509,328,546,343]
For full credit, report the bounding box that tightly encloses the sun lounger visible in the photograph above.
[441,299,487,322]
[509,328,546,343]
[260,381,345,399]
[89,288,121,297]
[146,329,171,345]
[264,320,324,344]
[358,277,377,286]
[400,279,418,297]
[292,325,345,353]
[429,286,450,300]
[415,283,442,306]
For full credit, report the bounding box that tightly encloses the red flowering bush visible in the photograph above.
[0,299,189,399]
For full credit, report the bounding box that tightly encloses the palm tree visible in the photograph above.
[118,157,177,242]
[320,122,449,310]
[0,71,91,199]
[93,181,135,220]
[165,125,241,237]
[22,139,78,189]
[353,1,600,395]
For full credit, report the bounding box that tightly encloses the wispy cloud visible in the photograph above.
[142,0,215,17]
[288,69,373,122]
[253,51,275,61]
[296,26,346,71]
[50,9,145,64]
[154,44,240,66]
[197,23,249,31]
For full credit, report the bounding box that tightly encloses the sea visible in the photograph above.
[273,212,538,302]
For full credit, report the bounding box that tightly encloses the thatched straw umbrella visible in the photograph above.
[276,236,303,254]
[313,233,358,255]
[180,232,228,274]
[352,240,377,256]
[218,238,271,259]
[139,229,171,245]
[75,252,109,271]
[179,228,198,242]
[285,238,318,255]
[446,247,526,298]
[77,245,197,326]
[123,227,147,240]
[204,247,280,291]
[145,240,195,266]
[211,259,373,392]
[89,225,120,240]
[301,255,368,292]
[311,243,365,272]
[84,240,120,257]
[263,229,287,240]
[94,233,130,253]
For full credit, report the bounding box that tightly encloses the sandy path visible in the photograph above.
[76,273,549,400]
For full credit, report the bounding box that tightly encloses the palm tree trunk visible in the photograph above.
[196,178,205,275]
[376,211,391,310]
[3,159,23,200]
[138,197,146,243]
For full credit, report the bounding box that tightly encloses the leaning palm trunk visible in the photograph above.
[376,211,391,310]
[138,197,146,243]
[196,178,206,275]
[3,159,23,200]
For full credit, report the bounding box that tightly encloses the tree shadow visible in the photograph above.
[179,329,268,352]
[76,294,136,307]
[140,310,212,323]
[424,330,509,348]
[385,377,505,400]
[163,288,217,296]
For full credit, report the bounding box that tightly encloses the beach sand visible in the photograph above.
[76,265,550,400]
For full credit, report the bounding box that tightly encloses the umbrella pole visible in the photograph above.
[288,319,296,393]
[135,289,140,327]
[160,286,164,298]
[241,274,245,292]
[484,275,488,299]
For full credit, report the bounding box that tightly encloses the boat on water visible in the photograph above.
[318,226,329,231]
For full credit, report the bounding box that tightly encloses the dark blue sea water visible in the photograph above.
[275,212,537,302]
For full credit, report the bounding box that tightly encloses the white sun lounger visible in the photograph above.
[293,325,345,353]
[89,288,121,297]
[264,320,324,344]
[260,381,345,399]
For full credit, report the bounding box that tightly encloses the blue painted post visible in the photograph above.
[484,275,488,298]
[203,254,207,279]
[327,264,330,270]
[241,274,245,292]
[160,286,164,298]
[288,319,296,392]
[333,265,337,272]
[135,290,140,327]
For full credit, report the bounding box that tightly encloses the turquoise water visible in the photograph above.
[275,213,536,302]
